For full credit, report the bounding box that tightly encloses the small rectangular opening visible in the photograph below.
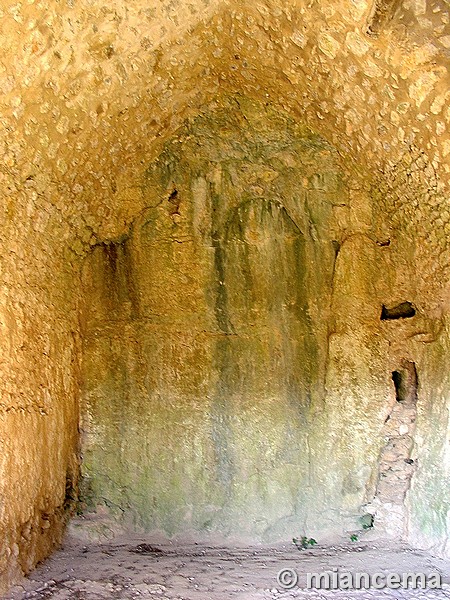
[381,301,416,320]
[392,361,418,403]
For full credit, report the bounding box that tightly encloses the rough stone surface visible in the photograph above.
[80,98,353,539]
[1,0,449,594]
[5,528,450,600]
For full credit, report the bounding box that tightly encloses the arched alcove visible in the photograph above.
[79,97,394,540]
[1,1,450,592]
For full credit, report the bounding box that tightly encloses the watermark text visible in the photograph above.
[276,567,442,590]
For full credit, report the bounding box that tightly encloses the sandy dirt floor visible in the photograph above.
[4,522,450,600]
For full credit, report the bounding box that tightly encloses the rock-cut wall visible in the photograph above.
[2,0,450,591]
[80,98,395,541]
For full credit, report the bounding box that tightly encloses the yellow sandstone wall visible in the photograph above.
[1,0,449,592]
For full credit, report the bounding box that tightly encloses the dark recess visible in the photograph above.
[64,471,77,512]
[381,301,416,320]
[367,0,402,36]
[392,361,418,403]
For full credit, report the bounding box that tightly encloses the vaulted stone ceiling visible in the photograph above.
[2,0,450,293]
[1,0,449,593]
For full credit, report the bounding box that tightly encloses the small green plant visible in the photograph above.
[293,536,317,550]
[360,513,374,530]
[350,534,358,542]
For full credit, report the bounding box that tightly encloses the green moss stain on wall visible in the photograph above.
[406,317,450,556]
[79,97,390,539]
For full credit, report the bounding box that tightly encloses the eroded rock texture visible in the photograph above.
[80,99,341,538]
[1,0,450,593]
